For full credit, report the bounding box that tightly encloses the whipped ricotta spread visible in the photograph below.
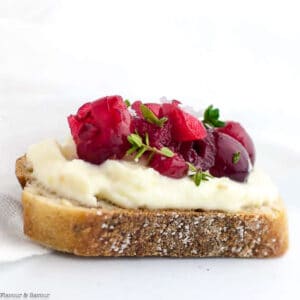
[26,139,279,212]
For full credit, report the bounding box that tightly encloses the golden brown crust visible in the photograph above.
[16,156,289,257]
[16,156,28,188]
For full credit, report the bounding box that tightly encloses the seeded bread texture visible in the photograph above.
[16,156,288,257]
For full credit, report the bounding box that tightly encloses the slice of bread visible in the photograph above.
[15,156,288,257]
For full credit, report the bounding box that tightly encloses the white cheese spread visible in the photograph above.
[26,139,279,211]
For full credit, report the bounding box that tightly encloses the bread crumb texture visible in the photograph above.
[22,191,288,257]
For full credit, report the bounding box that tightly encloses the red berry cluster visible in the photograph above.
[68,95,255,183]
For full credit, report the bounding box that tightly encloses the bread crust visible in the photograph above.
[16,156,289,257]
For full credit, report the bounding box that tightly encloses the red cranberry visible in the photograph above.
[150,153,188,179]
[68,95,131,164]
[162,101,207,142]
[179,130,216,171]
[209,132,250,182]
[131,118,172,149]
[217,121,255,164]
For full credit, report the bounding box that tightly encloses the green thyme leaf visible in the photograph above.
[127,133,143,148]
[126,145,138,156]
[188,164,213,186]
[145,132,150,146]
[140,104,158,124]
[232,151,241,164]
[193,171,202,186]
[203,105,225,128]
[124,99,131,107]
[158,117,168,125]
[135,146,148,160]
[140,104,168,127]
[126,132,174,161]
[201,172,213,181]
[160,147,174,158]
[187,162,197,172]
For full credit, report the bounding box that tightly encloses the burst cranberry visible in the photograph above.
[132,118,172,148]
[132,101,162,118]
[209,132,250,182]
[150,153,188,179]
[179,142,199,166]
[68,103,92,142]
[217,121,255,164]
[179,130,216,171]
[162,102,207,142]
[68,95,131,164]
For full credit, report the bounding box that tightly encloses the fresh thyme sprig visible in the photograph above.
[187,162,213,186]
[140,104,168,127]
[127,132,174,162]
[203,105,225,128]
[127,134,213,186]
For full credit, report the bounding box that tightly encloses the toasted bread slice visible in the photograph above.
[15,156,288,257]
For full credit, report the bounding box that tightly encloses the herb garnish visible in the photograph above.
[140,104,168,127]
[203,105,225,128]
[187,163,213,186]
[127,132,174,162]
[124,99,131,107]
[127,134,213,186]
[232,151,241,164]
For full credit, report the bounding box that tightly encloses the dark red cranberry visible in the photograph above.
[217,121,255,165]
[68,95,131,164]
[131,118,172,148]
[209,132,250,182]
[195,131,217,170]
[150,153,188,179]
[179,142,199,166]
[179,130,216,171]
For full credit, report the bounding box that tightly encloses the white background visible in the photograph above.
[0,1,300,299]
[0,0,299,150]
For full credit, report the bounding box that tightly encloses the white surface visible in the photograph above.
[0,194,49,263]
[1,0,300,299]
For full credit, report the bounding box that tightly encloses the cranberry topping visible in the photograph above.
[216,121,255,164]
[179,130,216,171]
[68,95,131,164]
[150,153,188,179]
[132,118,172,149]
[68,96,254,183]
[209,132,250,182]
[162,101,207,142]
